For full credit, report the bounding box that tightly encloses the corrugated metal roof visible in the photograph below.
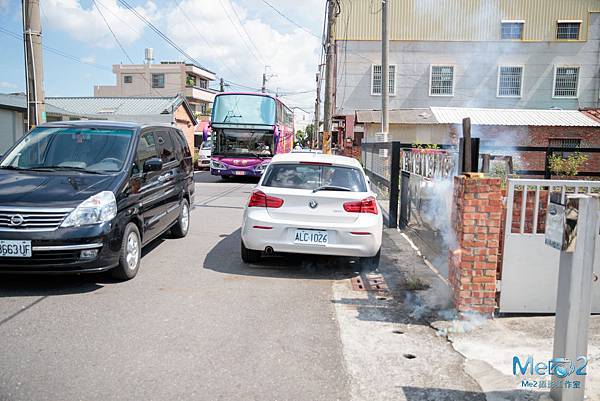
[0,93,85,116]
[47,96,184,116]
[431,107,600,127]
[356,108,438,124]
[337,0,600,42]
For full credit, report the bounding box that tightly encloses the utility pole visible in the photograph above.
[313,67,321,149]
[220,78,225,92]
[381,0,389,137]
[323,0,337,154]
[22,0,46,129]
[261,65,275,93]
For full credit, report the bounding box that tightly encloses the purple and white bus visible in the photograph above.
[210,92,294,178]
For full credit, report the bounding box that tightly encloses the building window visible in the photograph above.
[198,79,208,89]
[557,21,581,40]
[430,65,454,96]
[371,64,396,95]
[553,66,579,98]
[501,21,524,40]
[497,66,523,97]
[152,73,165,88]
[123,75,133,84]
[200,103,208,114]
[549,138,581,158]
[186,74,196,87]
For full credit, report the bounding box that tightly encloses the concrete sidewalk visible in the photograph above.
[332,228,484,401]
[334,227,600,401]
[433,315,600,401]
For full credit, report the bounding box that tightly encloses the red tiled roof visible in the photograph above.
[582,109,600,122]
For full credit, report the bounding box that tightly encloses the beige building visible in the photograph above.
[94,54,217,116]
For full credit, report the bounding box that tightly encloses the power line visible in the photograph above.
[115,0,305,95]
[94,0,146,38]
[173,0,244,83]
[217,0,265,66]
[117,0,209,71]
[225,0,266,64]
[93,0,135,64]
[0,26,112,72]
[259,0,321,39]
[93,0,163,96]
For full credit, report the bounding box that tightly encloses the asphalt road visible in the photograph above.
[0,172,349,401]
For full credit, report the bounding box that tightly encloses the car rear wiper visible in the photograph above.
[29,166,105,174]
[312,185,352,193]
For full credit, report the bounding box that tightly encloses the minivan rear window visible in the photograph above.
[1,127,134,173]
[262,163,367,192]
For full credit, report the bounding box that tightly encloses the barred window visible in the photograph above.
[553,67,579,98]
[151,73,165,88]
[549,138,581,158]
[549,138,581,148]
[371,65,396,95]
[430,65,454,96]
[557,22,581,40]
[501,22,524,40]
[497,66,523,97]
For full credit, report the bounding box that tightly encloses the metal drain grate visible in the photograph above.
[351,274,388,291]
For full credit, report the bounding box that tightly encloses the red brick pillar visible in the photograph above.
[448,175,503,316]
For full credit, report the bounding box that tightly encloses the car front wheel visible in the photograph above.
[171,198,190,238]
[111,222,142,280]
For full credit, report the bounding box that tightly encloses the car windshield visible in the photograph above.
[262,163,367,192]
[0,127,134,173]
[215,129,273,156]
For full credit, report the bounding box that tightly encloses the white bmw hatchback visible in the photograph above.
[241,152,383,269]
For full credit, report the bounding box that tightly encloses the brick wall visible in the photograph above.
[449,175,503,315]
[174,105,195,153]
[448,124,600,174]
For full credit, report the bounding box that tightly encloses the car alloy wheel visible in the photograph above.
[180,202,190,234]
[126,231,140,270]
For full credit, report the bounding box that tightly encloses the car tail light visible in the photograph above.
[248,190,284,208]
[343,197,378,214]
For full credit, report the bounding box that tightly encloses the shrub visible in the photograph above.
[548,152,588,177]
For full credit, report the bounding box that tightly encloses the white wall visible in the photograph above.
[0,109,25,153]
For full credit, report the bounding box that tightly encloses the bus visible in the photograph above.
[209,92,294,178]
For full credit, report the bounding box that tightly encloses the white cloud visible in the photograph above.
[43,0,157,48]
[0,81,18,90]
[166,0,321,110]
[80,55,96,64]
[0,0,9,14]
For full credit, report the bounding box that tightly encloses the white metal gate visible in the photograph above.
[499,178,600,313]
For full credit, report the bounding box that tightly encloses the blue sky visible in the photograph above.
[0,0,323,110]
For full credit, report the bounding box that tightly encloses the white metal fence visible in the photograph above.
[500,178,600,313]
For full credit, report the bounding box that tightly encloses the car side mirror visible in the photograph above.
[143,158,163,172]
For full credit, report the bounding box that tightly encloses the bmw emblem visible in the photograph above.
[9,214,24,226]
[309,200,318,209]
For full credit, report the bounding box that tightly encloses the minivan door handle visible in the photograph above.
[157,172,172,183]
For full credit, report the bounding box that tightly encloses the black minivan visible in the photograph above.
[0,121,194,280]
